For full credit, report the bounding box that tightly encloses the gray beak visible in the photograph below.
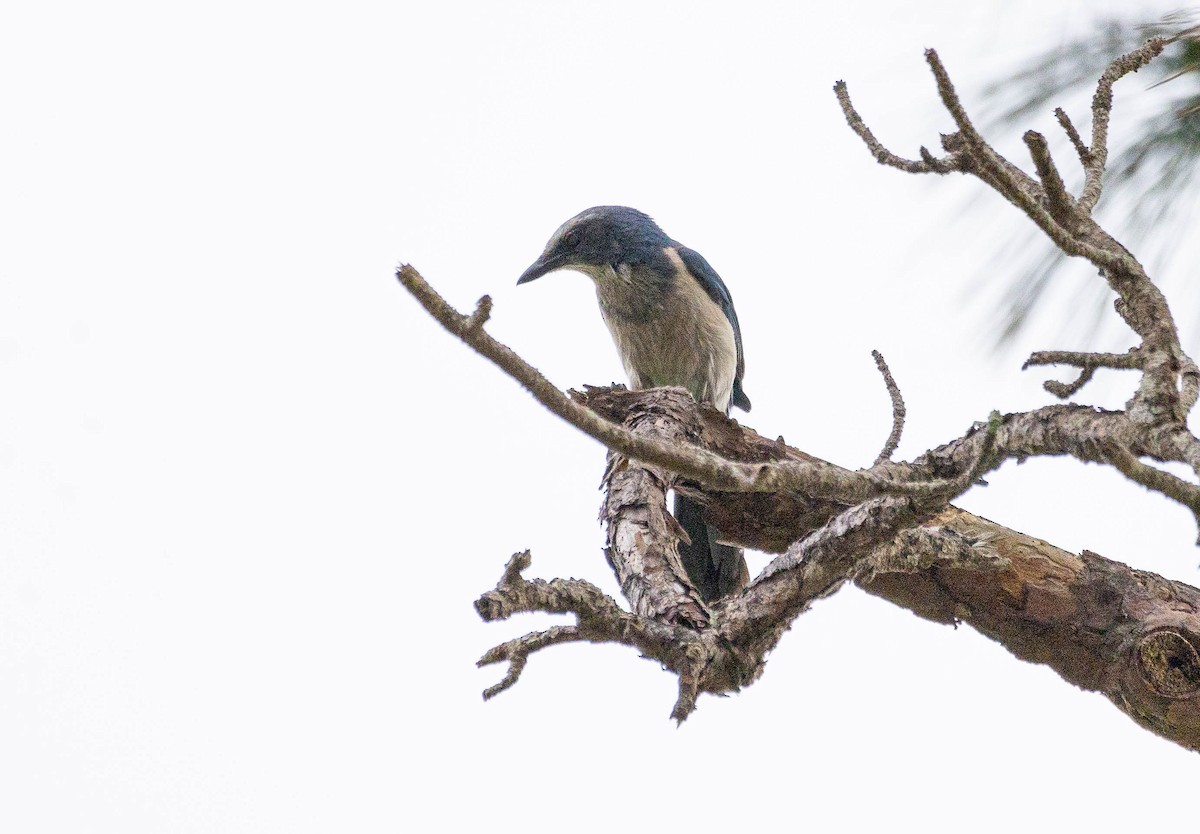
[517,252,568,285]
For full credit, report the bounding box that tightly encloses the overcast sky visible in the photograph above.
[3,1,1197,831]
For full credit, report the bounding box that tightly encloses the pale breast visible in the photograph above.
[596,253,737,413]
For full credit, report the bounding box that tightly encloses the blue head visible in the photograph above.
[517,204,751,414]
[517,206,674,285]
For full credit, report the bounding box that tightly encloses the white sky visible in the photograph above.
[2,1,1197,831]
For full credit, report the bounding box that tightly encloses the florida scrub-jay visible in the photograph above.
[518,206,750,600]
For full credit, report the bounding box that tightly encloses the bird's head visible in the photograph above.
[517,206,672,285]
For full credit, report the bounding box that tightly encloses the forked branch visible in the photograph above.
[397,264,1007,504]
[836,41,1195,428]
[402,38,1200,751]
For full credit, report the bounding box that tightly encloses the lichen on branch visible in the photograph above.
[400,38,1200,751]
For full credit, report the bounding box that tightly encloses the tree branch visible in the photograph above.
[1103,442,1200,543]
[587,389,1200,746]
[871,349,906,464]
[478,624,583,700]
[468,389,1200,747]
[1023,348,1141,399]
[832,80,960,174]
[400,38,1200,754]
[1023,130,1077,229]
[474,551,697,704]
[861,515,1200,750]
[837,44,1194,428]
[1081,36,1170,212]
[599,401,711,629]
[397,264,1015,505]
[1054,106,1091,169]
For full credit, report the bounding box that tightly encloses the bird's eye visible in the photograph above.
[563,230,582,249]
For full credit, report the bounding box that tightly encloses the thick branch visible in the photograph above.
[404,39,1200,747]
[600,395,711,629]
[577,381,1200,555]
[472,391,1200,748]
[861,513,1200,750]
[401,35,1200,756]
[573,387,1200,748]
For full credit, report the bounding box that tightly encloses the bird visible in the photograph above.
[517,206,750,601]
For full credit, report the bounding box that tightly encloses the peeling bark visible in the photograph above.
[864,514,1200,746]
[400,38,1200,752]
[599,396,710,629]
[574,386,1200,749]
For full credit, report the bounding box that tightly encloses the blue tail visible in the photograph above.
[674,493,747,601]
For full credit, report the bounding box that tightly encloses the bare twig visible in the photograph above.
[1081,37,1170,213]
[475,553,621,625]
[1023,130,1076,228]
[950,411,1002,495]
[397,264,835,496]
[1043,367,1096,399]
[478,625,582,700]
[464,295,492,330]
[1104,442,1200,543]
[869,404,1200,541]
[833,81,959,174]
[839,45,1188,425]
[670,644,707,724]
[871,350,906,465]
[872,411,1001,506]
[1054,107,1091,168]
[1023,349,1142,371]
[930,52,1128,273]
[838,53,1129,275]
[398,264,1008,505]
[924,50,983,144]
[1023,349,1142,399]
[474,552,692,699]
[925,50,1041,212]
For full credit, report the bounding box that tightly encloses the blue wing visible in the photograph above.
[675,244,751,411]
